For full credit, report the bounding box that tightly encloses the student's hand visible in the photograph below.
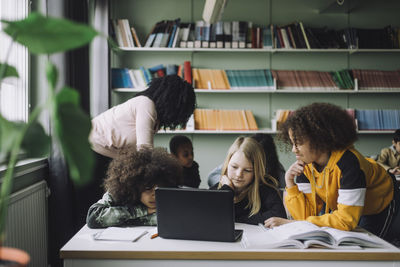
[389,167,400,175]
[264,217,293,228]
[220,175,234,190]
[285,160,305,188]
[147,207,156,214]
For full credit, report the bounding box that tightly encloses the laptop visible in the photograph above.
[155,187,243,242]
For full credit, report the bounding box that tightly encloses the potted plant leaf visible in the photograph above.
[0,12,102,266]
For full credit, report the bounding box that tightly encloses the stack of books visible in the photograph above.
[356,109,400,130]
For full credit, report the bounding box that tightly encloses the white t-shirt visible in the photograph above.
[89,95,157,158]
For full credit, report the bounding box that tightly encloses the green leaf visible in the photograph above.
[46,62,58,90]
[0,115,24,162]
[2,12,99,54]
[21,121,51,158]
[56,86,80,106]
[53,87,94,186]
[0,63,19,81]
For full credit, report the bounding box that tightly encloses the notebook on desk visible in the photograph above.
[155,187,243,242]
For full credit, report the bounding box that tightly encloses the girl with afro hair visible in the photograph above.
[264,102,400,244]
[86,147,182,228]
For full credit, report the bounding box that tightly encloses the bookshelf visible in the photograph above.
[105,0,400,187]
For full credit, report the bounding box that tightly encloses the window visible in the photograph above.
[0,0,29,122]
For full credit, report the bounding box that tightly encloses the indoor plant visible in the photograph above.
[0,12,101,266]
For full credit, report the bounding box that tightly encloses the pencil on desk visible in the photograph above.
[151,233,158,239]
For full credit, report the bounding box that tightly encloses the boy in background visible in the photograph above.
[169,135,201,188]
[377,129,400,176]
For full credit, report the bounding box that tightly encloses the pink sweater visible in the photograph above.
[89,96,157,158]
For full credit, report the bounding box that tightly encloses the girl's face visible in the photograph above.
[140,187,156,209]
[227,151,254,191]
[288,129,319,164]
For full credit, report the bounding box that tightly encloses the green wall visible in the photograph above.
[110,0,400,188]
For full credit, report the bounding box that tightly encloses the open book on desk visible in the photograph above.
[241,221,388,249]
[92,227,156,242]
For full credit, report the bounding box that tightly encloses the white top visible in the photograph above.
[89,95,157,158]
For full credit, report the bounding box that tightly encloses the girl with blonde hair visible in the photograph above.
[210,137,286,224]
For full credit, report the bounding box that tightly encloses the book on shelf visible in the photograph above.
[209,23,217,48]
[111,19,125,47]
[194,20,204,48]
[194,109,258,131]
[231,21,240,48]
[223,21,232,48]
[178,23,191,48]
[298,21,311,49]
[262,26,272,49]
[183,61,192,85]
[167,18,181,48]
[144,20,164,47]
[215,21,224,48]
[111,68,133,88]
[238,21,248,48]
[130,25,141,47]
[246,22,253,48]
[186,24,196,48]
[242,220,387,249]
[202,21,211,48]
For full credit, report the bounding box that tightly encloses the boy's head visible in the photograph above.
[104,147,182,207]
[393,129,400,153]
[169,135,194,168]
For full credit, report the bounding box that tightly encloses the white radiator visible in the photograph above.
[4,180,48,267]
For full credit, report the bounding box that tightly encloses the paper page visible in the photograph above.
[323,227,386,248]
[93,227,151,242]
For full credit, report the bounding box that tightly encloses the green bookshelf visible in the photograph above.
[107,0,400,187]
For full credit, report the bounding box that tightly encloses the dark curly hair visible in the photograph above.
[393,129,400,142]
[278,102,357,153]
[251,133,284,179]
[169,135,192,155]
[136,74,196,130]
[104,147,182,205]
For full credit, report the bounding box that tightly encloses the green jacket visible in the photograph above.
[86,192,157,228]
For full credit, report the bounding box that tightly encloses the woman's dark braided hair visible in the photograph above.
[136,75,196,130]
[278,102,357,153]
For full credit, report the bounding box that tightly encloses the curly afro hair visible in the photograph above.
[136,74,196,130]
[104,146,182,205]
[278,102,357,153]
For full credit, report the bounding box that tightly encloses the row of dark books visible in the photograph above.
[112,65,400,91]
[112,18,400,49]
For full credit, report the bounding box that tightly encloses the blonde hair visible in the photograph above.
[219,137,279,217]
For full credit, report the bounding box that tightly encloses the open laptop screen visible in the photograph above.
[155,187,243,242]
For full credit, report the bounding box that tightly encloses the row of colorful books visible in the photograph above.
[194,109,258,131]
[275,109,400,131]
[113,18,400,49]
[112,65,400,91]
[111,61,192,89]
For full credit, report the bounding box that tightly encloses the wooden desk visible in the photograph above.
[60,223,400,267]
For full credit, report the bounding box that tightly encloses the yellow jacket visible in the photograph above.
[285,147,393,231]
